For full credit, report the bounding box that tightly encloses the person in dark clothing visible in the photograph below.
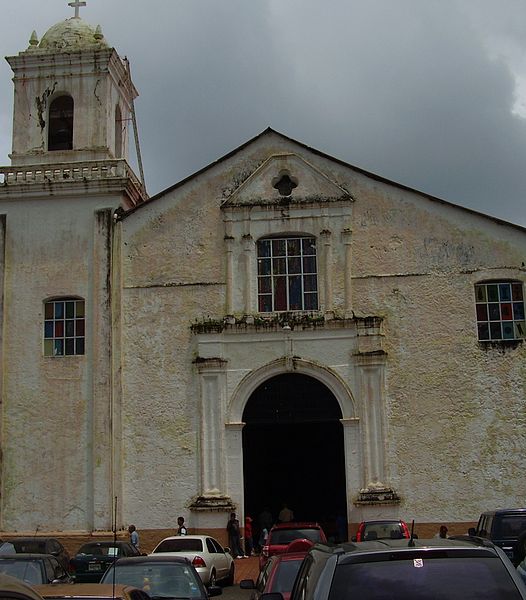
[227,512,245,558]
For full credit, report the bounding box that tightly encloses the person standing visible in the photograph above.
[278,503,294,523]
[128,524,140,550]
[176,516,188,536]
[244,515,254,556]
[227,512,244,558]
[434,525,449,539]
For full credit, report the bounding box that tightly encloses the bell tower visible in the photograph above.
[6,2,141,177]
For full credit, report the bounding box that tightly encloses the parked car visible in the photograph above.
[0,554,72,585]
[100,555,222,598]
[35,583,150,600]
[151,535,234,587]
[69,540,142,583]
[0,538,70,572]
[471,508,526,565]
[285,537,526,600]
[259,523,326,570]
[240,543,313,600]
[0,573,45,600]
[353,519,410,541]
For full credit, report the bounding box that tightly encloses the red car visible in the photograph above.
[354,519,410,541]
[259,523,326,570]
[241,543,313,600]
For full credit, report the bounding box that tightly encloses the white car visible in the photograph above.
[151,535,235,587]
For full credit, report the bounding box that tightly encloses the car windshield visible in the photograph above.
[329,557,523,599]
[494,516,526,539]
[101,562,203,599]
[363,522,404,540]
[271,529,321,545]
[270,559,304,593]
[154,540,203,553]
[0,559,43,584]
[10,541,47,554]
[78,544,121,556]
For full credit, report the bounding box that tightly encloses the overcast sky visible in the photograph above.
[1,1,526,226]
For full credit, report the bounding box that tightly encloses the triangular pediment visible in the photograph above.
[221,153,353,207]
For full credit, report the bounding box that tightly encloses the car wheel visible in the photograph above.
[209,569,217,588]
[224,563,235,587]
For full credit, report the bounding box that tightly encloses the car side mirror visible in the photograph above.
[239,579,255,589]
[207,585,222,597]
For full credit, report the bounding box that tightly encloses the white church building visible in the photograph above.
[0,6,525,540]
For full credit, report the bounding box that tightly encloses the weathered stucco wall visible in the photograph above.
[121,130,526,528]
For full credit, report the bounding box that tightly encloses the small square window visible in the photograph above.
[44,298,85,357]
[475,282,525,342]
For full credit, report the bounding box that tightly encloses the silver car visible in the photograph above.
[151,535,235,587]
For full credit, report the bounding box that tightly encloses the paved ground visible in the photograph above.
[233,555,259,584]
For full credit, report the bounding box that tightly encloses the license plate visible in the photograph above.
[88,563,102,571]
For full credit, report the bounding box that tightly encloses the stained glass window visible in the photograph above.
[475,282,525,342]
[257,236,318,312]
[43,298,85,356]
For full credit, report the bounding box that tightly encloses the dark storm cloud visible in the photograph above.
[1,1,525,225]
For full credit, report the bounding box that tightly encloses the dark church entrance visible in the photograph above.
[242,373,347,543]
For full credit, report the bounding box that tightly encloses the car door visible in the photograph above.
[46,557,69,583]
[207,538,228,579]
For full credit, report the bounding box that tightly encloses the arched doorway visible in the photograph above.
[242,373,347,542]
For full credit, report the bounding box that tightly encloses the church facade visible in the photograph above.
[0,9,525,539]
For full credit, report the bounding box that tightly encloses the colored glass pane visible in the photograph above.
[502,322,515,339]
[76,302,85,317]
[272,239,286,256]
[288,276,302,310]
[302,238,316,254]
[54,339,64,356]
[54,321,64,337]
[475,285,487,303]
[65,301,75,318]
[288,257,301,274]
[499,284,511,302]
[54,302,64,318]
[305,293,318,311]
[65,320,75,337]
[287,238,301,255]
[513,303,525,320]
[512,283,523,301]
[490,322,502,340]
[477,323,490,341]
[303,256,316,273]
[44,321,54,338]
[76,338,85,355]
[65,339,75,355]
[515,322,525,338]
[258,258,271,276]
[274,258,286,275]
[76,319,85,336]
[274,277,287,311]
[487,285,499,302]
[259,277,272,294]
[304,275,317,292]
[259,295,272,312]
[44,340,54,356]
[476,304,487,321]
[257,240,270,257]
[488,304,500,321]
[500,303,513,320]
[45,303,54,319]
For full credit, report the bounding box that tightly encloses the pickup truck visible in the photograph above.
[470,508,526,566]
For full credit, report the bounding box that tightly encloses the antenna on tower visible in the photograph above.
[124,57,147,197]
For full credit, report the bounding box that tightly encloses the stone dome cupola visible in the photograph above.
[36,17,108,52]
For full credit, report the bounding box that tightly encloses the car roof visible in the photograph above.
[270,522,322,530]
[9,537,58,542]
[315,537,499,561]
[155,535,213,542]
[482,508,526,515]
[0,553,55,560]
[35,583,140,598]
[272,552,311,562]
[78,540,128,546]
[361,519,405,524]
[0,573,45,600]
[111,555,191,565]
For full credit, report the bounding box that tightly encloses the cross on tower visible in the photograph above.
[68,0,86,18]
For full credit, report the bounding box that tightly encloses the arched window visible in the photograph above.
[257,236,318,312]
[48,95,74,151]
[114,104,123,158]
[475,281,525,341]
[43,297,85,356]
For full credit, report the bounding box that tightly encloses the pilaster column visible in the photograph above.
[196,358,228,496]
[320,230,333,313]
[243,234,254,314]
[225,236,234,315]
[342,228,353,317]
